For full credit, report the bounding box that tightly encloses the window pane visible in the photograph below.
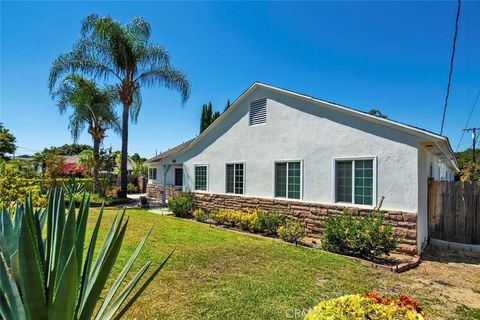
[275,163,287,197]
[336,161,352,202]
[195,166,207,191]
[175,168,183,186]
[226,164,234,193]
[354,160,373,205]
[288,162,301,199]
[235,163,244,194]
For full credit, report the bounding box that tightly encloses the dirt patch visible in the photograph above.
[387,247,480,319]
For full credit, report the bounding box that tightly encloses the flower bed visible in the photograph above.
[305,292,425,320]
[192,207,306,245]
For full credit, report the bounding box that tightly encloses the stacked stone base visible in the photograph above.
[192,192,418,255]
[146,184,182,203]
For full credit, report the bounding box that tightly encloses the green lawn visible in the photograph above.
[91,208,478,320]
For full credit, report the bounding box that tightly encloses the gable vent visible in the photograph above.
[249,98,267,126]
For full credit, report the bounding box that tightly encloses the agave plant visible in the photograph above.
[0,190,173,319]
[63,177,87,199]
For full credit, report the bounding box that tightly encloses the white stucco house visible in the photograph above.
[146,82,458,255]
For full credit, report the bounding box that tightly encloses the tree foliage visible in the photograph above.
[455,148,480,181]
[0,159,46,208]
[200,102,222,133]
[0,123,17,159]
[52,74,120,144]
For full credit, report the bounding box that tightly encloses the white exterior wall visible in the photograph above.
[147,164,182,185]
[417,147,429,252]
[175,87,422,213]
[424,151,456,181]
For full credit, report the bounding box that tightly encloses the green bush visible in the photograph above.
[321,207,397,260]
[256,210,287,235]
[168,192,194,218]
[193,208,209,222]
[0,160,46,208]
[277,220,306,244]
[305,294,424,320]
[127,182,138,193]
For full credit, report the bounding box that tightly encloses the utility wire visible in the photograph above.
[456,89,480,151]
[440,0,462,135]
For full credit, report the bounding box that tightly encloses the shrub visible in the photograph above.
[211,209,243,226]
[277,220,306,244]
[321,207,397,260]
[139,195,149,208]
[0,160,46,208]
[256,210,287,235]
[168,192,194,218]
[127,182,138,193]
[105,186,120,198]
[239,209,259,231]
[0,190,173,319]
[193,208,209,222]
[305,294,425,320]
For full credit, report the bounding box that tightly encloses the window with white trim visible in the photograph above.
[226,163,244,194]
[335,159,374,205]
[195,165,207,191]
[148,168,157,180]
[249,98,267,126]
[275,161,301,199]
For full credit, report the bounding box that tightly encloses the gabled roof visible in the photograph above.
[146,139,195,164]
[148,82,458,170]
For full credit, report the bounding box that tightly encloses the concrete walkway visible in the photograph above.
[147,207,173,215]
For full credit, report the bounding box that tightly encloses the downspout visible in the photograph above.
[162,164,171,206]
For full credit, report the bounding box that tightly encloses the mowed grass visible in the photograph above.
[88,208,475,320]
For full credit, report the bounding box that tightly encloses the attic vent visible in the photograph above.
[249,98,267,126]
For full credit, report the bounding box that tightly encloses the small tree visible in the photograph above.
[0,123,16,159]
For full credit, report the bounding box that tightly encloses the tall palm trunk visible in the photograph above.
[92,137,100,194]
[119,103,129,198]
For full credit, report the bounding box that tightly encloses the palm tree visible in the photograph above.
[52,74,120,193]
[49,15,190,198]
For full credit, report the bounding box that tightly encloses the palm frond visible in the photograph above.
[135,66,190,104]
[135,44,170,70]
[125,16,151,45]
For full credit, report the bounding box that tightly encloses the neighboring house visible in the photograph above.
[146,82,458,255]
[63,155,136,174]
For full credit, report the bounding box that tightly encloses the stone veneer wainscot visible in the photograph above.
[192,192,418,255]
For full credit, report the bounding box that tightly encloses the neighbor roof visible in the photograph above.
[148,82,459,170]
[146,139,195,164]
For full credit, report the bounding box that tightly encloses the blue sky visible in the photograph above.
[1,1,479,158]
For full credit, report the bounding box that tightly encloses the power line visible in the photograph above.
[456,89,480,151]
[440,0,462,135]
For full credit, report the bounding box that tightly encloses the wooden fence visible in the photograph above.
[428,180,480,245]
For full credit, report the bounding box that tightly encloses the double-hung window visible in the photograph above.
[148,168,157,180]
[226,163,244,194]
[275,161,301,199]
[335,158,375,206]
[195,165,208,191]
